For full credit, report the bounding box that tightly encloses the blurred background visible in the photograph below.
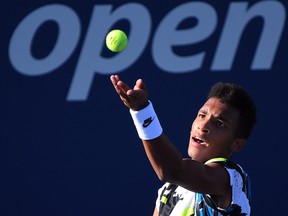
[1,0,287,215]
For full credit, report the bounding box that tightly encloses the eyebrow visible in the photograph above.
[199,109,207,115]
[199,109,230,123]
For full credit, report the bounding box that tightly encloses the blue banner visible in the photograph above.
[2,1,287,215]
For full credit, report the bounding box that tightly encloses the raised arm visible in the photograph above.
[110,75,183,179]
[110,75,230,196]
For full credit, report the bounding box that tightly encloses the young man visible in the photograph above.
[110,75,257,216]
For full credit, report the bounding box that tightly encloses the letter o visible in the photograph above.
[9,4,81,76]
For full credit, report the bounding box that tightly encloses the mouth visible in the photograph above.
[192,136,207,146]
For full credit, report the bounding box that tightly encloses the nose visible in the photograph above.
[197,119,210,133]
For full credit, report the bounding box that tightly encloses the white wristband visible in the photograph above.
[130,101,163,140]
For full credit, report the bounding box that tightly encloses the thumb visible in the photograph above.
[134,79,146,90]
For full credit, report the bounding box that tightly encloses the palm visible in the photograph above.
[110,75,149,110]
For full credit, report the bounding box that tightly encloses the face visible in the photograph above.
[188,97,245,163]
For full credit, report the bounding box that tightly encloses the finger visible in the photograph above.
[110,75,133,103]
[117,80,131,93]
[110,75,117,84]
[134,79,146,91]
[110,75,125,93]
[128,80,143,97]
[110,75,119,91]
[110,75,125,96]
[110,75,131,93]
[128,79,147,97]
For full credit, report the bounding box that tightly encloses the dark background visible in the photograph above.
[1,0,287,215]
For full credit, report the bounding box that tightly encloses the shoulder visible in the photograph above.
[225,167,251,214]
[207,160,250,192]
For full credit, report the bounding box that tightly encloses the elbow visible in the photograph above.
[156,171,166,182]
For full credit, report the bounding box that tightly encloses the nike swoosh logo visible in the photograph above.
[142,117,154,128]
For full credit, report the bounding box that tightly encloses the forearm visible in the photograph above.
[129,102,216,191]
[129,101,184,181]
[142,133,184,182]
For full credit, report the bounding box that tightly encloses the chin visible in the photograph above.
[188,147,206,163]
[188,148,198,160]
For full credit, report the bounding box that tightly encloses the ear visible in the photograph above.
[231,138,246,152]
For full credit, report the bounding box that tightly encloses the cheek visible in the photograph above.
[191,120,197,132]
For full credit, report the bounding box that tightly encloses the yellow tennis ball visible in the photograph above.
[106,29,128,52]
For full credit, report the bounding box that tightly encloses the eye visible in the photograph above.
[216,120,225,127]
[198,113,205,119]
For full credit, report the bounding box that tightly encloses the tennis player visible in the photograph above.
[110,75,256,216]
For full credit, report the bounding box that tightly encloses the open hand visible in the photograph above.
[110,75,149,111]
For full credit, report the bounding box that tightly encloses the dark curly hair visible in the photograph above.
[208,82,257,139]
